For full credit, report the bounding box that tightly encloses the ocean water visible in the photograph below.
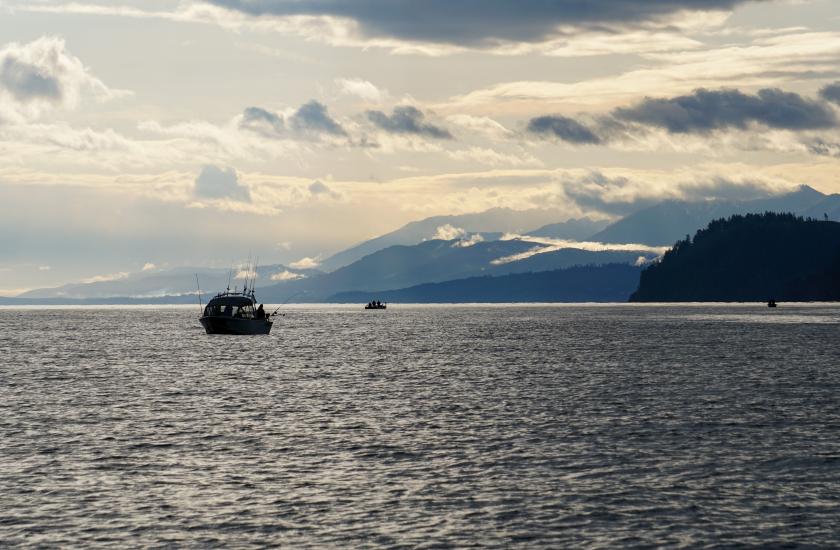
[2,304,840,548]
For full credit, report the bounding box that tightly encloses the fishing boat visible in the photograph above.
[197,264,275,335]
[365,301,387,310]
[200,289,273,334]
[767,299,777,308]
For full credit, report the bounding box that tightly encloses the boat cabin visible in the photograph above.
[204,295,259,319]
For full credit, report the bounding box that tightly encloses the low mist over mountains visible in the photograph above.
[17,265,317,300]
[8,185,840,304]
[318,208,575,272]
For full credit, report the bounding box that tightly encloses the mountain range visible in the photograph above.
[593,185,840,245]
[9,185,840,304]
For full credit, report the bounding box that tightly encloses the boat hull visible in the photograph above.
[200,316,273,335]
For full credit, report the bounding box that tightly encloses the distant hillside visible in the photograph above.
[259,238,657,302]
[319,208,572,272]
[329,264,642,303]
[526,217,610,240]
[18,264,318,300]
[630,213,840,302]
[592,186,840,246]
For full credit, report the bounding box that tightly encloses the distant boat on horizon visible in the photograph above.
[365,300,387,310]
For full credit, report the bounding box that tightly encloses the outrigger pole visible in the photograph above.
[195,274,203,313]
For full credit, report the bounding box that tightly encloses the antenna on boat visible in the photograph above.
[226,265,232,293]
[195,273,203,313]
[252,256,259,295]
[244,253,252,293]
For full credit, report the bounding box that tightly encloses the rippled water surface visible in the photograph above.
[2,304,840,547]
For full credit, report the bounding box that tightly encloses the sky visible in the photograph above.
[1,0,840,294]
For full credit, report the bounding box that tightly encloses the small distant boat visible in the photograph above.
[365,301,387,310]
[767,299,777,308]
[200,289,274,334]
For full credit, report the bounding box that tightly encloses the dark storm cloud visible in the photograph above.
[0,57,62,102]
[528,87,837,145]
[205,0,759,45]
[526,115,601,144]
[366,106,452,139]
[819,82,840,105]
[613,88,836,133]
[240,100,346,138]
[194,165,251,202]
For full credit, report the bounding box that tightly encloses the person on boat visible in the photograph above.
[256,304,265,319]
[376,300,382,307]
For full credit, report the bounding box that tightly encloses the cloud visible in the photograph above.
[308,179,342,199]
[559,171,789,216]
[613,88,836,133]
[204,0,755,46]
[292,100,346,136]
[336,78,387,101]
[38,265,51,271]
[491,236,667,265]
[81,271,129,284]
[819,81,840,105]
[0,36,129,121]
[432,224,467,240]
[240,100,346,139]
[446,30,840,114]
[194,165,251,202]
[527,87,839,148]
[289,256,320,269]
[367,106,452,139]
[270,269,305,281]
[526,115,601,144]
[141,262,156,271]
[453,233,484,248]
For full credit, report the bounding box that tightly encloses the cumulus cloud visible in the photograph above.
[141,262,156,271]
[194,165,251,202]
[367,106,453,139]
[271,269,305,281]
[308,179,341,199]
[204,0,754,46]
[289,256,320,269]
[526,115,601,144]
[819,81,840,105]
[0,36,129,122]
[240,100,346,139]
[336,77,387,101]
[432,224,467,240]
[453,233,484,247]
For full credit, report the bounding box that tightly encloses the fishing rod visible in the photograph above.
[270,291,306,317]
[195,274,203,314]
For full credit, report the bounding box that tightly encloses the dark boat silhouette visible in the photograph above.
[365,301,387,310]
[767,299,777,308]
[200,289,273,334]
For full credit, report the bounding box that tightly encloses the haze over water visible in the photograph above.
[2,304,840,547]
